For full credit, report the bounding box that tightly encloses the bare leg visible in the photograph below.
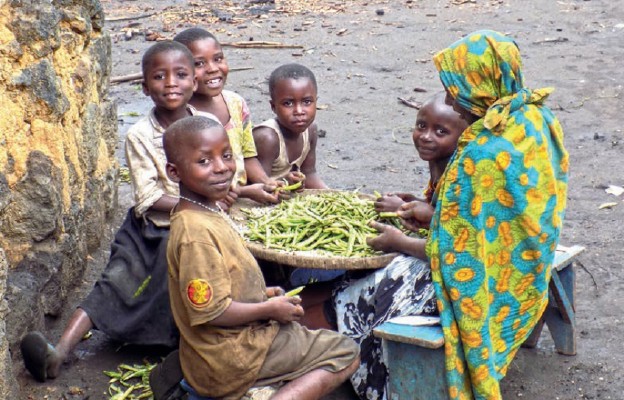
[298,282,336,330]
[48,308,94,378]
[299,303,335,331]
[272,357,360,400]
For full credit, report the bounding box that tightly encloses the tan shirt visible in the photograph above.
[124,106,218,225]
[254,118,310,180]
[167,209,279,399]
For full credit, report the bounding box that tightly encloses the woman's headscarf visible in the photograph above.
[427,30,569,400]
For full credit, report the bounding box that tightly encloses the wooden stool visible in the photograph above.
[373,244,585,399]
[522,244,585,355]
[374,324,448,400]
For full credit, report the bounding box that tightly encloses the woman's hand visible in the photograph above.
[374,193,406,212]
[398,201,435,231]
[366,221,406,253]
[268,296,304,324]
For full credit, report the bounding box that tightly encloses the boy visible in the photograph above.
[173,27,281,204]
[163,116,360,400]
[20,41,220,382]
[253,63,327,189]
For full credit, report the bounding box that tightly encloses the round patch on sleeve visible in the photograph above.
[186,279,213,307]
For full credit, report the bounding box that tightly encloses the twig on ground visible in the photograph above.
[391,127,413,145]
[110,66,255,84]
[397,97,422,110]
[106,12,156,22]
[221,41,303,49]
[533,37,569,44]
[576,259,599,292]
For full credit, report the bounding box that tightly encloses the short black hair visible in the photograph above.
[163,116,223,165]
[141,41,195,77]
[268,63,318,98]
[173,27,219,47]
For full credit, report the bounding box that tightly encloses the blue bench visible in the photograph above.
[373,244,585,400]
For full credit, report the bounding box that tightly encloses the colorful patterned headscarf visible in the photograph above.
[427,30,569,400]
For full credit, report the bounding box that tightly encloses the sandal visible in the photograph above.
[20,331,55,382]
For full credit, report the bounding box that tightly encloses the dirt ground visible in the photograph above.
[15,0,624,399]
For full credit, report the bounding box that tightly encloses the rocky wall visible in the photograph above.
[0,0,117,394]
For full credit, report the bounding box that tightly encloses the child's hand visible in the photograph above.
[268,296,304,324]
[398,201,434,231]
[217,187,240,212]
[374,193,406,212]
[366,221,405,253]
[266,286,285,298]
[244,183,280,204]
[285,171,306,191]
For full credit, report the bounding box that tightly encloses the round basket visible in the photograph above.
[231,190,397,270]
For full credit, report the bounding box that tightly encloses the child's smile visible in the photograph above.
[142,51,196,111]
[169,125,236,206]
[187,38,229,98]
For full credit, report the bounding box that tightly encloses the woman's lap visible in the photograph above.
[333,254,437,399]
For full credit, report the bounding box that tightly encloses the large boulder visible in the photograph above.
[0,0,117,394]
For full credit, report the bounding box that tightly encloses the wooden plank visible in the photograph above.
[550,270,575,324]
[553,245,585,271]
[373,323,444,349]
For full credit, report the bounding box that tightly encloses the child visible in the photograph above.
[163,115,360,400]
[252,63,339,290]
[373,90,466,218]
[328,91,468,400]
[253,63,327,189]
[19,41,220,382]
[173,27,281,204]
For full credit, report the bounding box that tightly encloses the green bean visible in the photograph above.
[241,191,387,257]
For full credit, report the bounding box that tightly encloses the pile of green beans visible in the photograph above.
[104,362,155,399]
[241,192,404,257]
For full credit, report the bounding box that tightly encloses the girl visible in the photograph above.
[329,91,468,400]
[173,28,280,204]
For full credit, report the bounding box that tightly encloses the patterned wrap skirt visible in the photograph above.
[332,255,438,400]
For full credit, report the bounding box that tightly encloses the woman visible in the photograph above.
[427,30,569,399]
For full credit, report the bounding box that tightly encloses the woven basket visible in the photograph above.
[231,190,397,270]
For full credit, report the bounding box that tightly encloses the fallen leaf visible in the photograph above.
[598,202,618,210]
[605,185,624,196]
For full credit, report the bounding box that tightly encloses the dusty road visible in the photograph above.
[16,0,624,399]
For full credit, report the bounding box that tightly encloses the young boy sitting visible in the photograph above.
[253,63,327,189]
[163,115,360,400]
[20,40,221,382]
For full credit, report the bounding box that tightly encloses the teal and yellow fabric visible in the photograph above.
[427,30,569,400]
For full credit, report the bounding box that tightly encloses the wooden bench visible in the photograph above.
[373,244,585,400]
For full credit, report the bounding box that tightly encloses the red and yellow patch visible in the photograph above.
[186,279,212,307]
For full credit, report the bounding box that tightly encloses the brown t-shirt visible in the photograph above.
[167,209,279,399]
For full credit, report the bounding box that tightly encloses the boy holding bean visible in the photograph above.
[253,63,327,189]
[163,115,360,400]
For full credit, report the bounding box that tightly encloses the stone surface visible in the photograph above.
[0,0,116,393]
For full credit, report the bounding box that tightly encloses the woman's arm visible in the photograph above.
[366,221,428,260]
